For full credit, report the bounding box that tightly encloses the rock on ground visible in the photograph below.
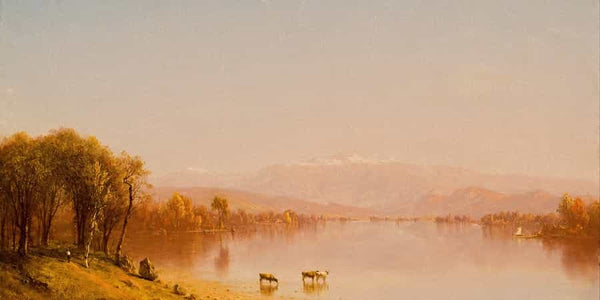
[138,257,158,281]
[118,255,136,274]
[173,283,187,295]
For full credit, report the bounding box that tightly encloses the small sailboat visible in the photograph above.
[513,226,539,239]
[514,227,523,236]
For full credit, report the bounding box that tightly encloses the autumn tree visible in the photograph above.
[0,132,44,256]
[211,196,230,229]
[283,209,298,226]
[195,205,213,229]
[51,128,91,249]
[59,132,120,267]
[557,193,590,234]
[570,198,589,231]
[586,201,600,236]
[35,133,68,246]
[114,152,151,264]
[165,192,186,231]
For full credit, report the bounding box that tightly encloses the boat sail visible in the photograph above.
[514,227,523,236]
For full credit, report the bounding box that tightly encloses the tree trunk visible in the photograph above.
[102,234,109,255]
[0,215,5,250]
[41,221,50,247]
[102,226,114,256]
[17,223,28,257]
[41,213,55,247]
[77,213,87,249]
[84,212,98,268]
[27,216,34,248]
[115,184,134,263]
[11,222,16,251]
[74,203,88,249]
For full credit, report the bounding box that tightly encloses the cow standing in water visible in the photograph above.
[302,271,317,282]
[316,270,329,282]
[259,273,279,285]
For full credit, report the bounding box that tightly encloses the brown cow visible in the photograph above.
[302,271,317,282]
[259,273,279,285]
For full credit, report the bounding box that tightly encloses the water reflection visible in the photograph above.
[435,222,472,235]
[214,244,230,277]
[541,238,599,282]
[259,282,278,295]
[123,222,598,300]
[302,281,329,294]
[479,224,599,282]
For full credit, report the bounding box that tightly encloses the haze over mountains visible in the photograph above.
[154,154,598,217]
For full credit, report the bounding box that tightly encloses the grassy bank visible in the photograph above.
[0,243,285,300]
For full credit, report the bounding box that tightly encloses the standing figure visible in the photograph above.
[66,249,71,263]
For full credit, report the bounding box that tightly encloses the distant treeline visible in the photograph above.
[130,192,324,233]
[369,216,420,222]
[434,215,474,224]
[480,211,559,226]
[480,194,599,238]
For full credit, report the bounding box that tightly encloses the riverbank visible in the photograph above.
[0,243,290,300]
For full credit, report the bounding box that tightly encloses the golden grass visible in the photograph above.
[0,243,292,300]
[0,246,187,300]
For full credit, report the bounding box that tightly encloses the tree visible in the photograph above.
[557,193,576,227]
[52,128,91,249]
[0,132,44,256]
[211,196,229,229]
[166,192,186,231]
[61,134,120,267]
[195,205,213,229]
[586,201,600,236]
[283,209,298,226]
[114,152,150,264]
[36,133,68,246]
[557,193,590,234]
[570,198,589,232]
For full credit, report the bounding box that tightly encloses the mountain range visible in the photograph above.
[153,154,598,217]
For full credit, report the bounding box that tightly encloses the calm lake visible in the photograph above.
[124,221,599,300]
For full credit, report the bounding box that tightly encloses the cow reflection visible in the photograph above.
[303,281,329,294]
[259,283,278,295]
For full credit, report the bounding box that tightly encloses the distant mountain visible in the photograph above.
[152,186,374,217]
[413,188,562,217]
[154,154,598,215]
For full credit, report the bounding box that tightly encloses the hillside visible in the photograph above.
[0,244,272,300]
[152,186,375,217]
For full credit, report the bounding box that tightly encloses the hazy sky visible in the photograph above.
[0,0,598,181]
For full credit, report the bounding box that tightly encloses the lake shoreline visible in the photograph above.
[0,242,292,300]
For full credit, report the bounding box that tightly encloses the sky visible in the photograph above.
[0,0,598,181]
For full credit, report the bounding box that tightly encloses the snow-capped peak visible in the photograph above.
[290,154,399,166]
